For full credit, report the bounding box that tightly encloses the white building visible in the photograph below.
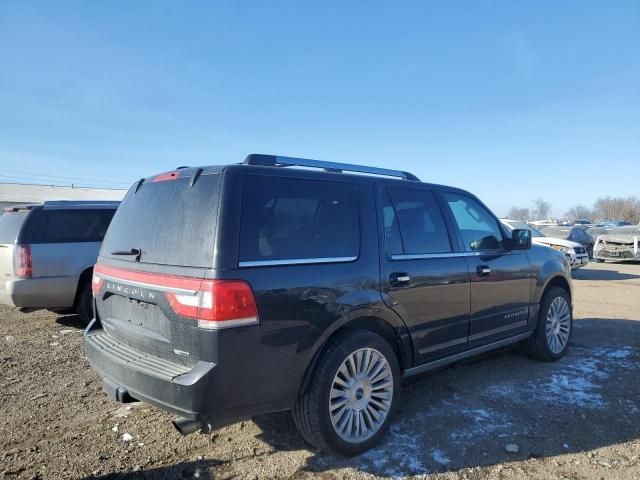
[0,183,127,211]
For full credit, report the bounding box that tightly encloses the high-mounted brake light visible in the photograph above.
[152,171,180,182]
[15,245,32,279]
[92,264,258,329]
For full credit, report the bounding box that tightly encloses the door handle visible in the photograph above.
[390,272,411,285]
[476,265,491,276]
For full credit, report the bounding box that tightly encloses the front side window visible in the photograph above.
[385,187,451,255]
[444,193,504,252]
[239,176,359,263]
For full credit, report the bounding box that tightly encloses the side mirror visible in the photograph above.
[510,229,532,250]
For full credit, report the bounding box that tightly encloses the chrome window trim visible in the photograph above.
[390,252,479,260]
[238,256,358,268]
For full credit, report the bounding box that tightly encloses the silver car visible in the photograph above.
[0,201,118,322]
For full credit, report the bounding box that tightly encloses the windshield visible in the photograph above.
[504,220,545,237]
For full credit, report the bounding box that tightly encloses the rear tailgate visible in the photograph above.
[94,171,222,367]
[94,264,207,368]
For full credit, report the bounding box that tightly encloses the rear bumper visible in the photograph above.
[83,324,215,420]
[0,277,77,308]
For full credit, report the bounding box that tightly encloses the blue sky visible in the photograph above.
[0,1,638,217]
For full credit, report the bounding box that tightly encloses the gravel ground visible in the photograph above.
[1,261,640,480]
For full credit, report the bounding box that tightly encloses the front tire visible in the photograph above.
[523,286,572,362]
[293,330,401,456]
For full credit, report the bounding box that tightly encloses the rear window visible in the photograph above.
[101,174,220,267]
[239,175,359,263]
[24,209,115,243]
[0,210,30,244]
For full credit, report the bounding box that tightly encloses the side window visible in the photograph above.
[444,193,504,251]
[386,187,451,255]
[31,209,116,243]
[239,176,359,262]
[381,190,403,255]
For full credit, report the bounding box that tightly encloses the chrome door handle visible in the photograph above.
[476,266,491,276]
[390,272,411,285]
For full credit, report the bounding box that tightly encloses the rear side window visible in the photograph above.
[385,187,451,255]
[101,174,221,267]
[0,210,30,244]
[444,193,504,251]
[26,209,115,243]
[239,176,359,263]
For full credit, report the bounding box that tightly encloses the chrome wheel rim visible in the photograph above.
[329,348,394,444]
[545,296,571,354]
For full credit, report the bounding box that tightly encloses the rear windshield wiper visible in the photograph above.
[110,248,141,260]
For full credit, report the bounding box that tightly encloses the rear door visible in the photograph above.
[378,185,470,364]
[95,171,222,367]
[440,192,532,348]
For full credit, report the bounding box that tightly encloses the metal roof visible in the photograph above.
[0,182,127,204]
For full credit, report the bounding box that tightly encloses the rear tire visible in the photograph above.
[523,286,572,362]
[76,281,93,325]
[293,330,400,456]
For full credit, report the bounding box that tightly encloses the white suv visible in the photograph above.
[502,219,589,269]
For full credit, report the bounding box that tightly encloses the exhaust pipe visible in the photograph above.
[172,417,203,436]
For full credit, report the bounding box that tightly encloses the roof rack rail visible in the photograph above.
[244,154,420,181]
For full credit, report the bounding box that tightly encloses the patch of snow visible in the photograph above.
[449,408,512,442]
[538,374,603,408]
[431,449,451,466]
[122,433,134,442]
[487,345,638,410]
[111,424,119,432]
[59,329,80,335]
[505,443,520,453]
[359,421,427,477]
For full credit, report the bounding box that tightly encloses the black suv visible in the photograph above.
[84,155,573,456]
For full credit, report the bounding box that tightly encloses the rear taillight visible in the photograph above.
[15,245,32,279]
[166,280,258,329]
[92,266,104,295]
[92,264,258,329]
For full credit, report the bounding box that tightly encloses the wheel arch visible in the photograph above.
[73,266,94,307]
[297,309,412,396]
[540,274,572,305]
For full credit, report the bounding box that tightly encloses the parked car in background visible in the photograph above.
[84,154,573,456]
[572,219,592,226]
[593,226,640,263]
[0,201,119,323]
[501,219,589,268]
[538,226,595,259]
[595,220,631,229]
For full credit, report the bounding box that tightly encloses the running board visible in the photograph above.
[403,332,532,378]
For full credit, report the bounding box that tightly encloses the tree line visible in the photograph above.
[506,196,640,224]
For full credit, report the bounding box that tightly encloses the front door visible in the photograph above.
[440,192,533,348]
[378,186,471,365]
